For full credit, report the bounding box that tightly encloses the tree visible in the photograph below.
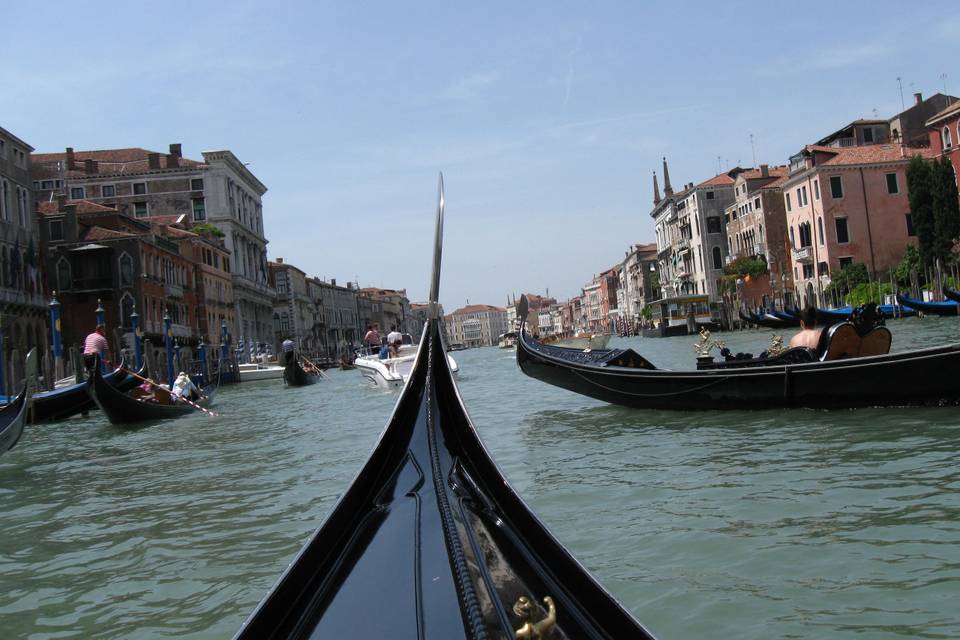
[932,156,960,265]
[722,256,768,279]
[894,244,922,286]
[907,155,936,266]
[192,223,225,238]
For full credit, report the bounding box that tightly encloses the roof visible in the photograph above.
[450,304,506,315]
[815,144,936,166]
[926,100,960,127]
[738,166,789,180]
[31,146,204,175]
[83,226,136,241]
[358,287,407,298]
[697,173,735,188]
[37,199,119,215]
[761,175,789,189]
[0,126,34,151]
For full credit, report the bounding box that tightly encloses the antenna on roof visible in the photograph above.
[941,73,949,98]
[750,133,757,167]
[897,76,905,112]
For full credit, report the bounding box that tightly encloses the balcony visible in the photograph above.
[676,238,691,254]
[0,288,46,308]
[792,247,812,263]
[165,283,184,298]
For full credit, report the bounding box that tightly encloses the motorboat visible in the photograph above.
[237,361,285,382]
[497,331,518,348]
[354,343,459,389]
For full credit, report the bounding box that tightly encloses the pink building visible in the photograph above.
[783,144,936,306]
[926,100,960,179]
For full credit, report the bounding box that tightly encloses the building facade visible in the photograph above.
[31,143,274,349]
[445,304,507,348]
[269,259,314,353]
[0,126,47,374]
[927,100,960,179]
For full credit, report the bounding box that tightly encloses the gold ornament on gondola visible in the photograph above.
[693,328,725,357]
[514,595,557,639]
[768,334,784,357]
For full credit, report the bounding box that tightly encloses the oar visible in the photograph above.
[299,355,330,379]
[122,367,219,417]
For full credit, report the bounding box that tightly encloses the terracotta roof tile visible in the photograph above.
[83,226,136,241]
[37,199,119,215]
[450,304,506,315]
[762,175,789,189]
[31,147,203,176]
[738,166,789,180]
[818,144,935,166]
[697,173,735,187]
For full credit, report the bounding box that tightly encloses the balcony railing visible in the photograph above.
[792,247,813,263]
[165,283,184,298]
[676,238,691,253]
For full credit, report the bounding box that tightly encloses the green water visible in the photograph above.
[2,317,959,638]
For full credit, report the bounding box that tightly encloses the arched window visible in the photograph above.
[57,257,72,291]
[0,247,6,288]
[944,126,953,149]
[712,246,722,270]
[120,294,135,329]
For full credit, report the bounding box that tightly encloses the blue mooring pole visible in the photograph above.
[130,304,143,370]
[95,298,106,372]
[198,337,207,385]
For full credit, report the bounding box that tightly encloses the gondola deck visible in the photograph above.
[88,363,219,425]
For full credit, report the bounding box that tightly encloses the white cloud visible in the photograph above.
[436,71,501,100]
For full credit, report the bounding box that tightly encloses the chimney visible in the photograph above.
[148,153,161,169]
[275,257,283,264]
[84,159,98,174]
[331,278,337,286]
[56,194,67,210]
[652,171,661,205]
[169,143,182,158]
[65,147,76,170]
[760,163,769,177]
[165,153,180,168]
[914,92,923,105]
[662,157,673,195]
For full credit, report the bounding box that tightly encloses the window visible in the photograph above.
[829,175,843,198]
[706,217,721,234]
[885,173,899,194]
[944,126,953,149]
[40,180,54,190]
[785,193,792,211]
[134,202,148,217]
[133,182,147,195]
[57,258,72,291]
[119,253,134,286]
[801,186,808,206]
[712,246,722,270]
[706,191,715,200]
[799,222,812,247]
[796,188,802,208]
[839,257,854,270]
[754,197,761,210]
[835,217,850,243]
[814,179,820,200]
[190,178,204,191]
[102,184,115,197]
[802,264,814,279]
[817,217,824,245]
[192,198,206,221]
[70,186,85,199]
[817,261,829,276]
[789,226,795,246]
[49,220,63,241]
[863,127,874,143]
[905,213,916,236]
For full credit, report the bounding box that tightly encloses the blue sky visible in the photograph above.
[3,1,959,310]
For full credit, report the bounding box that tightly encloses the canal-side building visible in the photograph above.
[0,125,47,362]
[783,143,936,306]
[358,287,412,334]
[175,226,235,345]
[306,277,362,358]
[617,242,658,333]
[926,99,960,178]
[445,304,507,348]
[269,258,315,353]
[31,144,274,350]
[39,199,200,348]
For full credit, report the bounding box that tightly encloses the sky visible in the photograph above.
[3,1,959,311]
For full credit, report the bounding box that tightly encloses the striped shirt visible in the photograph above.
[83,332,109,355]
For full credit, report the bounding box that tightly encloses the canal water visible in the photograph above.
[2,317,959,639]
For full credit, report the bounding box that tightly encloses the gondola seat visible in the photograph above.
[818,322,892,361]
[696,346,817,370]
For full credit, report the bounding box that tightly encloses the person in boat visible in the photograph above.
[386,325,402,349]
[281,336,295,365]
[131,381,157,403]
[171,372,200,402]
[363,325,381,353]
[378,341,391,360]
[82,324,111,369]
[388,336,403,359]
[788,305,822,349]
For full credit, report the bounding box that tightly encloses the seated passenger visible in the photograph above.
[172,372,200,401]
[788,305,821,350]
[378,343,390,360]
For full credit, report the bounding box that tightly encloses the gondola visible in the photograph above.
[0,350,37,457]
[944,287,960,304]
[283,353,320,387]
[517,295,960,410]
[12,357,143,423]
[739,309,795,329]
[88,361,219,425]
[235,176,656,639]
[895,292,960,316]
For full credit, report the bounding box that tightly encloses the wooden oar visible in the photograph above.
[299,355,330,379]
[122,368,219,417]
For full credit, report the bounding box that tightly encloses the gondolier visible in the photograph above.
[281,337,295,365]
[82,325,111,369]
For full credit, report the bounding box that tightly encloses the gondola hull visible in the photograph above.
[517,325,960,410]
[0,350,36,456]
[283,354,319,387]
[23,361,139,423]
[896,292,960,316]
[88,365,218,425]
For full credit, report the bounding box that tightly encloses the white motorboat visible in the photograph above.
[354,344,459,389]
[497,332,518,349]
[237,361,285,382]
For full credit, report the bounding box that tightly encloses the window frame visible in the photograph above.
[835,217,850,244]
[70,186,85,200]
[885,172,899,195]
[829,175,844,199]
